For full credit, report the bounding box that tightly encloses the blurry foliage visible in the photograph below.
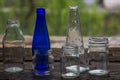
[0,0,120,36]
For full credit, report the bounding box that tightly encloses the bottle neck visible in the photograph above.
[68,8,80,29]
[37,13,45,18]
[66,6,83,47]
[7,20,20,28]
[32,12,50,50]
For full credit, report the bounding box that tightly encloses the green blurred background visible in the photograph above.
[0,0,120,36]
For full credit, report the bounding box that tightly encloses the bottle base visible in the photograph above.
[33,70,50,77]
[88,69,108,76]
[4,67,23,73]
[80,66,89,73]
[61,72,79,79]
[66,65,89,73]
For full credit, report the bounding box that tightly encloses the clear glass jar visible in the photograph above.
[88,37,109,76]
[61,45,80,78]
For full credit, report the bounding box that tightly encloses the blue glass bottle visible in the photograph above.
[32,8,50,76]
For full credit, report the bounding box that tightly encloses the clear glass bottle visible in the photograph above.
[32,8,53,76]
[88,37,109,76]
[2,20,25,73]
[66,6,89,73]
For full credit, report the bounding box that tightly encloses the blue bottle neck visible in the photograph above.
[37,13,45,18]
[32,11,50,50]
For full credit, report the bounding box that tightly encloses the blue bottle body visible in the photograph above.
[32,8,50,76]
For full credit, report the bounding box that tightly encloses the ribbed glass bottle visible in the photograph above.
[2,20,25,73]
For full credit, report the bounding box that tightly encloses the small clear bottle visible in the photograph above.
[66,6,89,73]
[88,37,109,76]
[61,45,80,78]
[2,20,25,73]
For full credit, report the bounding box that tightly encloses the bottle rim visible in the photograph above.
[36,8,45,15]
[69,6,78,10]
[7,20,20,26]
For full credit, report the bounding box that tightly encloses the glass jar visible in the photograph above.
[61,45,80,78]
[88,37,109,76]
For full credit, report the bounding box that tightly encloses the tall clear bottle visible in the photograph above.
[2,20,25,73]
[66,6,89,73]
[32,8,51,76]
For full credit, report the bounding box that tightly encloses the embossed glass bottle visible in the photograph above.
[66,6,89,73]
[2,20,25,73]
[61,6,89,78]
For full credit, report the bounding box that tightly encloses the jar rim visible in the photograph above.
[89,37,108,44]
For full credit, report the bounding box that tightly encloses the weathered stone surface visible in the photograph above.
[0,35,120,80]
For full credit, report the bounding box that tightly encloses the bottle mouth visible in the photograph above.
[69,6,78,10]
[7,20,20,27]
[7,20,19,24]
[36,8,45,15]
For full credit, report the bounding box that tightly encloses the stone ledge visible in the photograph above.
[0,35,120,62]
[0,35,120,48]
[24,36,120,48]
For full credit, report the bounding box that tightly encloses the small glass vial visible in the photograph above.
[61,45,80,78]
[88,37,109,76]
[2,20,25,73]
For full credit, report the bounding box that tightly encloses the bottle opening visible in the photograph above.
[69,6,78,10]
[7,20,20,27]
[36,8,45,15]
